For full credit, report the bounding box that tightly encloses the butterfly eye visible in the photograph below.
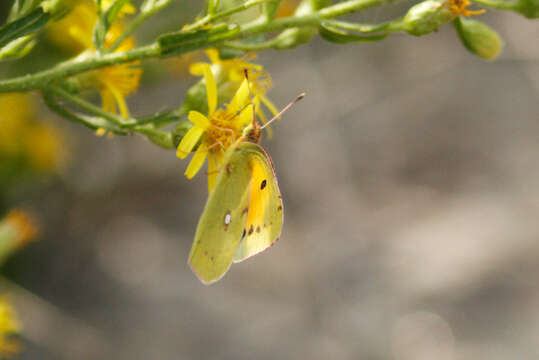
[260,179,267,190]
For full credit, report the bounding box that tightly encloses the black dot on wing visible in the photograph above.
[248,225,254,235]
[260,179,267,190]
[256,226,261,233]
[242,229,246,239]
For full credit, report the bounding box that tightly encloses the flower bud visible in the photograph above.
[402,0,454,36]
[453,17,503,60]
[178,80,208,115]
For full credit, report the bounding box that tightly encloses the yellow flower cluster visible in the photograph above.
[47,0,140,119]
[176,49,278,192]
[0,94,63,172]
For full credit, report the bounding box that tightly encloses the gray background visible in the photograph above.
[6,2,539,360]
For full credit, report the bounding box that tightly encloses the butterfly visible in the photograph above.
[188,91,305,285]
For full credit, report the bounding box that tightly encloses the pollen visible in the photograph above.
[205,110,242,151]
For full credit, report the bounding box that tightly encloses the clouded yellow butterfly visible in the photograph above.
[188,86,305,284]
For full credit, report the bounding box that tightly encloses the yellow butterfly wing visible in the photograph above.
[233,143,283,263]
[188,142,283,284]
[188,143,252,284]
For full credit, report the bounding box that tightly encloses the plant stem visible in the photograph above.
[0,0,386,93]
[43,92,129,133]
[46,84,135,126]
[184,0,269,32]
[470,0,518,10]
[322,19,404,33]
[0,44,160,92]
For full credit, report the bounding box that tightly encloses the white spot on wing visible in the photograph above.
[224,212,231,225]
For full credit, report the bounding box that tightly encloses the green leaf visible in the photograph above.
[0,35,36,60]
[158,24,240,56]
[319,23,387,43]
[208,0,221,15]
[93,0,131,51]
[263,0,282,21]
[0,7,50,49]
[8,0,44,20]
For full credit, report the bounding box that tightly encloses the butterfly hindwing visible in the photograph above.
[188,143,252,284]
[233,143,283,263]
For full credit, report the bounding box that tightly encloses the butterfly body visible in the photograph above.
[188,135,283,285]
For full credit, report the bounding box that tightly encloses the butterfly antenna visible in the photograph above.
[243,68,257,126]
[260,93,306,130]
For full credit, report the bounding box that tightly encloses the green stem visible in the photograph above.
[470,0,518,10]
[184,0,269,32]
[46,84,135,126]
[42,92,128,133]
[224,36,283,51]
[44,86,173,145]
[132,125,174,148]
[0,0,385,93]
[322,19,403,33]
[0,44,159,92]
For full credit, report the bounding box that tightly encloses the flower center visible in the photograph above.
[206,110,241,152]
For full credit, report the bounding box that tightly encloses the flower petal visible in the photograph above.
[205,49,220,64]
[188,111,210,129]
[184,142,208,179]
[238,103,254,127]
[190,63,217,115]
[176,126,205,159]
[229,79,250,113]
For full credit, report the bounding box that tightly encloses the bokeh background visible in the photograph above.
[1,1,539,359]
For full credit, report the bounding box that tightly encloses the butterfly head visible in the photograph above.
[241,118,262,144]
[242,68,305,145]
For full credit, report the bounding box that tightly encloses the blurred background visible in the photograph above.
[1,0,539,359]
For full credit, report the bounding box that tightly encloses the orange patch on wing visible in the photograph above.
[245,158,270,233]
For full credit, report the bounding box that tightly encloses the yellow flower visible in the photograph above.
[46,0,141,119]
[101,0,136,15]
[0,298,21,358]
[177,64,253,192]
[93,29,142,118]
[192,49,278,136]
[46,0,97,53]
[447,0,485,17]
